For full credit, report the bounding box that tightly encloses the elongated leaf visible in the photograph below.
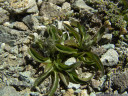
[44,62,52,73]
[48,71,59,96]
[34,66,53,87]
[67,70,93,84]
[85,52,104,76]
[64,40,78,47]
[55,44,78,54]
[77,23,85,41]
[58,61,82,71]
[59,72,69,86]
[28,48,48,63]
[64,23,81,44]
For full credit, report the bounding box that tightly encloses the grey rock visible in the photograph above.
[22,15,39,30]
[3,44,11,52]
[48,0,65,5]
[39,2,64,20]
[7,78,31,88]
[100,49,119,66]
[0,86,21,96]
[112,72,128,93]
[102,44,115,49]
[30,92,40,96]
[10,46,18,54]
[3,0,38,14]
[0,25,27,46]
[72,0,94,12]
[19,71,34,84]
[0,8,10,24]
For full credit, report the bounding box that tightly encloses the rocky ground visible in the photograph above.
[0,0,128,96]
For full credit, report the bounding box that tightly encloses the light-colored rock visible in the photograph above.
[100,49,119,66]
[65,57,76,66]
[5,0,38,14]
[102,44,115,49]
[0,86,21,96]
[72,0,94,12]
[0,8,10,24]
[102,34,112,41]
[13,22,28,31]
[62,2,71,11]
[68,82,80,89]
[48,0,65,5]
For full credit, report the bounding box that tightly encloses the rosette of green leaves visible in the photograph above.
[53,22,105,76]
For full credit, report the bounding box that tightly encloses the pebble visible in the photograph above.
[65,57,76,66]
[100,49,119,66]
[68,82,80,89]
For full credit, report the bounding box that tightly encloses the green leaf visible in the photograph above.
[58,61,82,71]
[59,72,69,86]
[67,70,93,84]
[55,44,78,54]
[77,23,85,41]
[34,66,53,87]
[44,62,52,73]
[64,40,78,47]
[48,71,59,96]
[85,52,104,76]
[47,25,60,41]
[28,48,48,63]
[64,23,81,44]
[92,26,105,44]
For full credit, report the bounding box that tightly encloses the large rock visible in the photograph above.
[1,0,38,14]
[0,8,10,24]
[0,86,21,96]
[100,49,119,66]
[39,2,64,20]
[112,71,128,93]
[0,25,30,46]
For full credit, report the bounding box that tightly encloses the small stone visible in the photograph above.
[65,57,76,66]
[102,44,115,49]
[48,0,65,5]
[1,43,5,50]
[72,0,94,12]
[100,49,119,66]
[68,82,80,89]
[91,79,101,89]
[62,2,71,11]
[102,34,112,41]
[13,22,28,31]
[30,92,40,96]
[22,15,39,30]
[90,92,96,96]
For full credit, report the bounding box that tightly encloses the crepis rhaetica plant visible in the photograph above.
[28,22,105,96]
